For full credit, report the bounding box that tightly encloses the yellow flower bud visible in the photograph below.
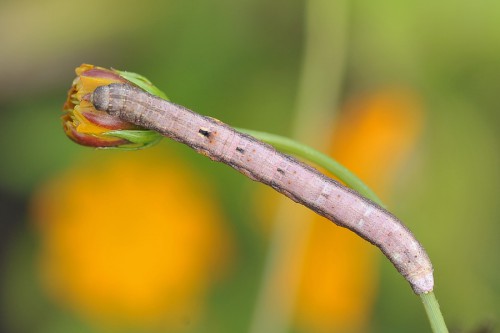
[62,64,162,149]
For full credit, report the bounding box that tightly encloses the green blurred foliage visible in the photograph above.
[0,0,498,332]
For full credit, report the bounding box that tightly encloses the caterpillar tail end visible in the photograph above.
[411,270,434,295]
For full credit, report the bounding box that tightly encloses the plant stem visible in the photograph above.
[421,292,449,333]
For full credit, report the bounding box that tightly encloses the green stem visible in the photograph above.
[421,292,449,333]
[239,127,449,333]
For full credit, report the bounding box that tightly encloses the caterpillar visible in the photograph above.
[92,83,434,294]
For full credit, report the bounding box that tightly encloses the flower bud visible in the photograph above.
[62,64,164,149]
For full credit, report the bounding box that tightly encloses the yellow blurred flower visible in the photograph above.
[257,88,423,332]
[32,149,233,329]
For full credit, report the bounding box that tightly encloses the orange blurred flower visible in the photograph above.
[32,149,233,329]
[257,88,423,332]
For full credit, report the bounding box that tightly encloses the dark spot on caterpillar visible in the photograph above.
[198,128,211,137]
[252,149,256,153]
[277,168,285,175]
[236,147,245,154]
[321,193,329,199]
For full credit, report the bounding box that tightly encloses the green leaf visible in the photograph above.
[102,130,163,150]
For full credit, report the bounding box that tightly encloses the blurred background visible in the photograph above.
[0,0,498,332]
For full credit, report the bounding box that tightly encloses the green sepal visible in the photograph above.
[101,130,163,150]
[116,70,169,100]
